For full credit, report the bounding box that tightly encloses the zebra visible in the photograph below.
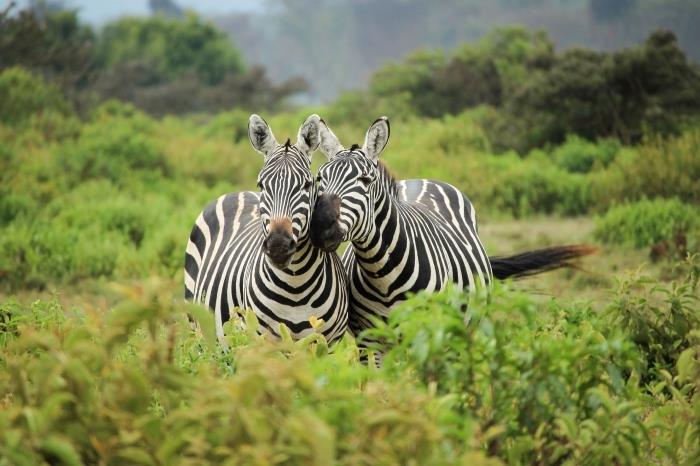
[184,114,349,344]
[309,116,594,334]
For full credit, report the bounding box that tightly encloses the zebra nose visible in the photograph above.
[263,231,297,268]
[263,233,295,252]
[311,194,341,248]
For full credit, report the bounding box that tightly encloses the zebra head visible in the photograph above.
[310,117,390,252]
[249,114,321,269]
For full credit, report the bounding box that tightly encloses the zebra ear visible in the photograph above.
[317,118,345,160]
[362,117,390,161]
[296,114,322,158]
[248,114,278,156]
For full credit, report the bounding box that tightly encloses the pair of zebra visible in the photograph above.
[184,114,591,345]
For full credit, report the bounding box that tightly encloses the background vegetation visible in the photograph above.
[1,3,699,465]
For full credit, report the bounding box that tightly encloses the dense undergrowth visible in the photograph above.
[1,258,698,465]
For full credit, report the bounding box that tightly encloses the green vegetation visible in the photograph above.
[223,0,700,102]
[1,6,699,464]
[95,14,245,85]
[594,199,699,259]
[1,262,698,465]
[1,68,699,289]
[329,27,700,153]
[0,5,306,116]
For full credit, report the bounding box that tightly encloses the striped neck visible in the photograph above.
[351,178,402,266]
[262,236,324,275]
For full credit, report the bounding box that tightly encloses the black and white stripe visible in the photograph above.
[310,117,490,333]
[310,117,593,335]
[185,114,349,343]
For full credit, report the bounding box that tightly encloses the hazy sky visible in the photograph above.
[10,0,264,23]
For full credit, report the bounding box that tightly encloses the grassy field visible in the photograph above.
[0,216,660,310]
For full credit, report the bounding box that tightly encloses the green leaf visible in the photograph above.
[186,302,218,351]
[40,435,82,466]
[677,348,696,382]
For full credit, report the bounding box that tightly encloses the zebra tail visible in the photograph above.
[489,244,597,280]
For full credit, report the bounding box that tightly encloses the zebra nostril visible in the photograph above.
[288,238,297,250]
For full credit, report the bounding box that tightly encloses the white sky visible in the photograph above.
[8,0,264,24]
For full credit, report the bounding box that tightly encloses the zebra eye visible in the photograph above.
[358,176,373,187]
[256,180,263,190]
[303,179,312,191]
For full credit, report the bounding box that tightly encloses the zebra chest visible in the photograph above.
[352,247,448,300]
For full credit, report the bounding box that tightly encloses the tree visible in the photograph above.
[0,4,95,108]
[492,29,700,151]
[94,14,245,86]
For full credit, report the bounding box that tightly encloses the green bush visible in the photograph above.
[0,67,73,127]
[95,14,245,85]
[365,285,648,465]
[56,104,168,186]
[1,261,699,465]
[594,129,700,208]
[594,198,700,252]
[0,282,496,466]
[486,161,592,217]
[551,135,619,173]
[605,256,700,464]
[605,256,700,378]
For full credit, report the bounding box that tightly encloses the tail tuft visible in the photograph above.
[490,244,597,280]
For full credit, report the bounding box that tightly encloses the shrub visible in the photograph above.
[604,255,700,378]
[0,282,495,466]
[94,14,245,86]
[365,285,647,465]
[594,198,699,256]
[0,67,73,127]
[493,30,700,152]
[594,129,700,208]
[486,162,592,217]
[551,135,619,173]
[56,104,169,186]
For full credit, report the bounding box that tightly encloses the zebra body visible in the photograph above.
[311,117,592,335]
[184,115,349,343]
[311,118,491,333]
[339,178,492,330]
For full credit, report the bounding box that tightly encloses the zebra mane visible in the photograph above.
[377,161,399,198]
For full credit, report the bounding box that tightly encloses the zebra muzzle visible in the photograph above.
[310,194,344,252]
[263,231,297,269]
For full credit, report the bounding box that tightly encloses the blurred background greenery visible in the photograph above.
[1,1,699,464]
[1,0,699,292]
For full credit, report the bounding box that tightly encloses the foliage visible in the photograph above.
[365,285,648,465]
[329,25,700,153]
[0,67,74,127]
[594,128,700,208]
[594,199,700,257]
[2,262,699,464]
[0,5,306,116]
[330,27,551,124]
[604,256,700,378]
[551,135,619,173]
[494,29,700,151]
[484,160,592,217]
[0,281,495,466]
[0,78,258,289]
[0,5,95,107]
[94,14,244,85]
